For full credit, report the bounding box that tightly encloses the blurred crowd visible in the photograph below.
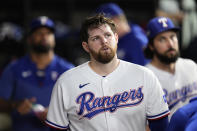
[1,0,197,74]
[0,19,86,76]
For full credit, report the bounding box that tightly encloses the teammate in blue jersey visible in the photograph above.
[94,2,150,65]
[168,96,197,131]
[0,16,74,131]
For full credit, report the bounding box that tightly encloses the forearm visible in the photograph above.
[0,97,36,115]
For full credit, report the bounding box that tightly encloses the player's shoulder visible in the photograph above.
[0,55,30,75]
[121,60,155,76]
[177,58,197,71]
[57,61,88,82]
[177,58,197,66]
[5,55,29,69]
[145,63,158,72]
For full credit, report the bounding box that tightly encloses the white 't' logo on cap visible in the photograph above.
[158,18,168,27]
[40,16,48,25]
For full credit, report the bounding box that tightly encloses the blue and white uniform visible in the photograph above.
[146,58,197,118]
[0,55,74,131]
[46,60,169,131]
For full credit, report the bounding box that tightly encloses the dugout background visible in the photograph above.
[0,0,157,72]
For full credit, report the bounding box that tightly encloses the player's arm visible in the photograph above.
[145,69,170,131]
[0,97,36,115]
[0,64,35,114]
[45,77,69,130]
[148,116,169,131]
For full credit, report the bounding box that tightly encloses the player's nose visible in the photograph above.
[167,39,174,48]
[100,36,108,45]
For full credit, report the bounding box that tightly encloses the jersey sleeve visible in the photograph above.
[145,69,170,120]
[45,79,69,130]
[0,64,15,99]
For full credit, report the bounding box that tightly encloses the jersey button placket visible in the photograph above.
[101,78,110,131]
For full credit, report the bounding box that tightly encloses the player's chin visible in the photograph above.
[167,53,177,58]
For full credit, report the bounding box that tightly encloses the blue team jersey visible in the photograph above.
[168,97,197,131]
[185,112,197,131]
[117,23,150,65]
[0,55,74,131]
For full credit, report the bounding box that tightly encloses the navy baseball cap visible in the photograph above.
[30,16,55,33]
[94,3,124,18]
[146,17,179,39]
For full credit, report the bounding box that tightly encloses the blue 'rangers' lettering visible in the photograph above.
[76,86,143,119]
[163,82,197,109]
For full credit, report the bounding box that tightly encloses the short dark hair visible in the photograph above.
[144,38,154,59]
[80,14,117,43]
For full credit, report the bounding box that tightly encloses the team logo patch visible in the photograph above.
[22,70,32,78]
[51,71,58,81]
[79,83,90,89]
[76,86,144,119]
[158,17,168,28]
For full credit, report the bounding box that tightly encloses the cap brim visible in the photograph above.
[30,26,55,34]
[150,27,180,39]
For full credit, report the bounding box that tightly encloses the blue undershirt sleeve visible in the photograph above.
[148,116,169,131]
[168,109,188,131]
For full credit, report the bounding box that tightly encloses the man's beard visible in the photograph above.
[154,48,179,64]
[29,42,53,54]
[90,45,116,64]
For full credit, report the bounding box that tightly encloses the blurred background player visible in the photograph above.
[168,96,197,131]
[0,16,74,131]
[94,2,149,65]
[144,16,197,118]
[156,0,197,64]
[156,0,197,50]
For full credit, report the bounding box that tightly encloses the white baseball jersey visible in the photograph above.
[146,58,197,118]
[46,60,169,131]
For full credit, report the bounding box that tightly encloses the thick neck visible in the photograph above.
[30,51,54,70]
[89,55,120,76]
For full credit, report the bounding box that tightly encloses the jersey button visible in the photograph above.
[104,79,108,83]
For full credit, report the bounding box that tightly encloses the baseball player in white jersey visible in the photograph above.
[45,14,170,131]
[144,16,197,118]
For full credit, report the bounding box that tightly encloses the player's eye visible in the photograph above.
[170,34,176,41]
[105,33,111,38]
[91,37,99,41]
[159,37,166,43]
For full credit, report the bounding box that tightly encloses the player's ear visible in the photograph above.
[149,43,154,51]
[115,33,119,44]
[82,42,90,53]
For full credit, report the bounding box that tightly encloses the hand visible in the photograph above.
[35,108,48,122]
[14,97,36,115]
